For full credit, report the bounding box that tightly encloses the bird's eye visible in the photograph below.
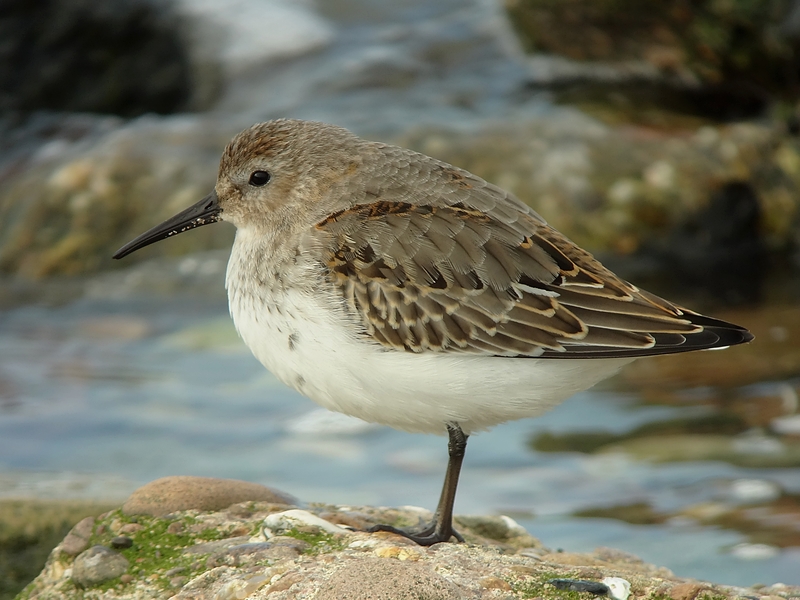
[249,170,271,186]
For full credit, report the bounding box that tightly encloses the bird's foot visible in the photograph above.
[366,521,464,546]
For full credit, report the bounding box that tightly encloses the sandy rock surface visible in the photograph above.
[17,478,800,600]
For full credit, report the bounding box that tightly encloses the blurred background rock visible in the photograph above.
[2,0,800,597]
[2,0,799,290]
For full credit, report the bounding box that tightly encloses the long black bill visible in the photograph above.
[113,191,221,259]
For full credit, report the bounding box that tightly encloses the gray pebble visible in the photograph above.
[60,516,95,556]
[550,579,610,595]
[72,545,130,587]
[111,536,133,549]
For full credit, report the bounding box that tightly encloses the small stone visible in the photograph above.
[480,576,512,591]
[550,579,610,595]
[61,516,95,556]
[50,560,66,580]
[262,509,348,536]
[120,574,133,584]
[375,546,402,559]
[123,476,295,517]
[184,536,252,555]
[167,521,185,534]
[119,523,144,534]
[170,576,188,588]
[72,545,129,587]
[397,548,421,561]
[111,536,133,549]
[669,582,708,600]
[165,566,187,577]
[225,538,310,561]
[266,572,302,594]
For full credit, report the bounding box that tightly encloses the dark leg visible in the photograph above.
[368,422,468,546]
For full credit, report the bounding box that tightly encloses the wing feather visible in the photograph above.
[315,194,752,358]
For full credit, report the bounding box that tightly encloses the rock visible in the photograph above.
[0,0,193,116]
[262,509,349,537]
[669,582,709,600]
[505,0,798,109]
[550,578,610,594]
[205,538,310,567]
[640,180,766,304]
[18,502,800,600]
[730,543,781,560]
[314,556,466,600]
[454,514,540,547]
[71,545,129,587]
[2,112,799,280]
[60,515,95,556]
[122,476,295,517]
[0,0,332,118]
[110,535,133,549]
[399,119,800,278]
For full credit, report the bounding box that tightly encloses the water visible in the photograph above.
[0,253,798,587]
[2,0,800,588]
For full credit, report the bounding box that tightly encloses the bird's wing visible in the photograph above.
[313,163,751,358]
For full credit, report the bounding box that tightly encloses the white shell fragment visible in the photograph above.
[602,577,631,600]
[262,509,349,537]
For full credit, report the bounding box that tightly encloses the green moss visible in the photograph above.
[514,571,589,600]
[645,593,673,600]
[195,527,224,542]
[698,594,729,600]
[81,511,211,591]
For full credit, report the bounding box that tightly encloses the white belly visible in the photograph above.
[227,281,632,435]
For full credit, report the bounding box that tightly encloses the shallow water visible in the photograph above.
[0,253,798,587]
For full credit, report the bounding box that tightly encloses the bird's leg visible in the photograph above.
[368,422,468,546]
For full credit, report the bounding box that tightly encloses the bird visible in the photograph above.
[113,119,753,546]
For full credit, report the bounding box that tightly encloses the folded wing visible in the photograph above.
[314,187,752,358]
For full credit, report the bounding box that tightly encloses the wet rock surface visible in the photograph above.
[0,2,796,281]
[506,0,800,110]
[17,484,800,599]
[0,0,192,116]
[399,119,800,295]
